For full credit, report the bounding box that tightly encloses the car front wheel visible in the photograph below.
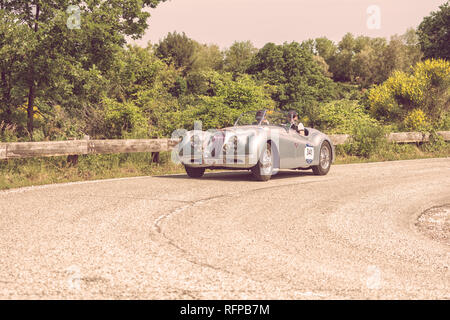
[312,141,332,176]
[251,142,273,181]
[185,166,205,178]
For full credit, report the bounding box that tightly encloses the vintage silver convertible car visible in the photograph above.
[176,110,335,181]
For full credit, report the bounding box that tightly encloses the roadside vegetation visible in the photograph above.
[0,139,448,190]
[0,152,184,190]
[0,1,449,189]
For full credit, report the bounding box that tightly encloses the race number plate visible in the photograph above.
[305,144,314,164]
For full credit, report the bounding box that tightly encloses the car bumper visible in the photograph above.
[180,155,256,169]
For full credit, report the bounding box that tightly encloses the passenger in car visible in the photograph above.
[287,110,305,136]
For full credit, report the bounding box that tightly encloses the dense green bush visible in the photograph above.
[102,98,149,138]
[163,71,275,132]
[0,122,19,142]
[317,99,378,134]
[344,123,386,158]
[422,131,448,152]
[437,112,450,130]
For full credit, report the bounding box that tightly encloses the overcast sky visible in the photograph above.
[129,0,446,49]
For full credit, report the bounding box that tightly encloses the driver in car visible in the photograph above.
[255,110,269,125]
[287,110,305,136]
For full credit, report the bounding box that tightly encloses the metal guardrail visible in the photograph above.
[0,131,449,161]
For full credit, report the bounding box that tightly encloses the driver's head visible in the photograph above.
[288,110,298,122]
[255,110,265,122]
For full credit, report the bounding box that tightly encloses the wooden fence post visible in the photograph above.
[66,136,89,166]
[151,152,160,164]
[67,154,79,166]
[0,144,6,160]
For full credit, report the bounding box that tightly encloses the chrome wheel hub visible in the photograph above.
[320,146,330,169]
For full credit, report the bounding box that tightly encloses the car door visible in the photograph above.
[288,128,312,167]
[278,127,301,168]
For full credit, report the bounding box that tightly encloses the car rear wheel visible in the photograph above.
[251,142,273,181]
[312,141,332,176]
[185,166,205,178]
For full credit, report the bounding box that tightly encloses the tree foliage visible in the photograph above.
[303,30,422,87]
[247,42,336,113]
[417,1,450,60]
[0,2,448,144]
[318,99,378,134]
[155,31,198,74]
[0,0,167,139]
[224,41,257,74]
[159,71,275,134]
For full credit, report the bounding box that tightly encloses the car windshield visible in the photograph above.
[234,110,290,127]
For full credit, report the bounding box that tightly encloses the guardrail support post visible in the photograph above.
[0,144,6,160]
[151,152,160,164]
[67,154,79,166]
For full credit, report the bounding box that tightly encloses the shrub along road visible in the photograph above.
[0,158,449,299]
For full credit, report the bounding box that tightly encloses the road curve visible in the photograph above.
[0,158,449,299]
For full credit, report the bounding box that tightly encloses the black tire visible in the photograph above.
[251,142,273,181]
[185,166,205,178]
[312,141,332,176]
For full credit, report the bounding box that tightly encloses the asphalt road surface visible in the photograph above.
[1,158,449,299]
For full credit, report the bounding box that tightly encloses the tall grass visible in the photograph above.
[335,141,450,164]
[0,152,184,190]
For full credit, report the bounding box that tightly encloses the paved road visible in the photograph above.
[0,158,449,299]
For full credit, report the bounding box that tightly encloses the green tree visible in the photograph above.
[317,31,422,87]
[155,31,198,74]
[351,37,387,86]
[0,9,32,128]
[382,30,423,80]
[314,37,337,64]
[192,44,224,72]
[103,44,183,138]
[332,33,356,82]
[224,41,257,74]
[107,45,167,101]
[164,71,275,133]
[0,0,166,139]
[247,42,336,114]
[300,39,334,78]
[313,55,332,78]
[299,39,315,54]
[417,1,450,60]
